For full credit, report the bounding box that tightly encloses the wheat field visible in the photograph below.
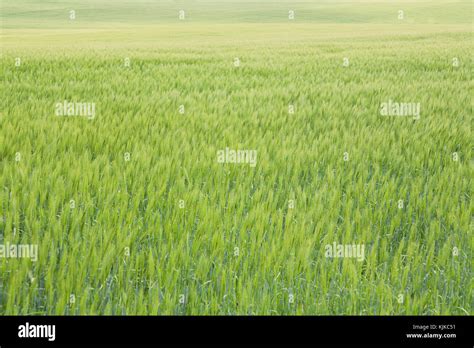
[0,0,472,315]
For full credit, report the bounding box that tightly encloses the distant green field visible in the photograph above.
[1,0,472,27]
[0,1,472,315]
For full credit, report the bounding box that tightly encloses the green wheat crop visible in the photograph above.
[0,0,472,315]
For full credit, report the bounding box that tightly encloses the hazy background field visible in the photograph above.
[0,0,472,315]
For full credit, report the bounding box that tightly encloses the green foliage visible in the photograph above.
[0,0,472,315]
